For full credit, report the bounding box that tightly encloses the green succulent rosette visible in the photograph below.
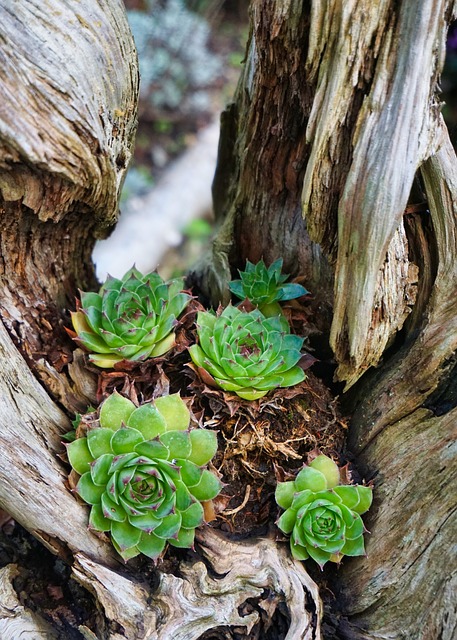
[189,305,305,401]
[276,455,372,568]
[229,259,308,316]
[67,392,221,561]
[69,267,190,368]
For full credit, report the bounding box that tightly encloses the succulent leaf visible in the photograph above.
[189,306,305,400]
[67,438,94,475]
[309,454,341,489]
[70,267,190,368]
[154,393,190,431]
[99,392,136,430]
[68,393,221,561]
[275,455,372,568]
[229,259,308,312]
[188,429,218,466]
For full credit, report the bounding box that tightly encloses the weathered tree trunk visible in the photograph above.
[1,0,456,638]
[0,1,322,638]
[195,1,457,638]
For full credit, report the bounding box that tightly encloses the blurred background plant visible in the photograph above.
[124,0,246,181]
[94,0,247,280]
[95,4,457,282]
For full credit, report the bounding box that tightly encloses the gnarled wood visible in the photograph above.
[197,1,456,638]
[332,125,457,639]
[0,565,59,639]
[73,530,322,640]
[0,3,322,638]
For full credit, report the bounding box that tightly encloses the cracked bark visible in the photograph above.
[0,1,321,638]
[194,1,457,638]
[0,0,456,638]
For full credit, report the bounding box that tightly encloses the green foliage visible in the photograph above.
[229,259,308,316]
[275,455,373,568]
[70,267,190,368]
[127,0,222,115]
[189,305,305,400]
[67,392,221,561]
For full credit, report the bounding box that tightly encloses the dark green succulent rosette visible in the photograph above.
[69,267,190,368]
[189,305,305,401]
[229,259,308,317]
[67,392,221,561]
[276,455,372,568]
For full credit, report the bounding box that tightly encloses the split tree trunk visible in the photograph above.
[198,1,457,638]
[0,1,322,638]
[1,0,456,639]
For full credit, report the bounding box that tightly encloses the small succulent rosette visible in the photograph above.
[68,267,190,368]
[275,455,372,568]
[67,392,221,561]
[229,258,308,317]
[189,305,305,401]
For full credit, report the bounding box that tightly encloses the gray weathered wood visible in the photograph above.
[0,2,322,638]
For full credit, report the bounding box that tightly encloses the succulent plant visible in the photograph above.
[275,455,372,568]
[229,259,308,317]
[67,392,221,561]
[69,267,190,368]
[189,305,305,401]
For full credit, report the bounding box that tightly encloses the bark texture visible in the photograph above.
[199,1,457,638]
[0,1,321,638]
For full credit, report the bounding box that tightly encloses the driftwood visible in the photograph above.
[73,530,322,640]
[0,564,59,639]
[0,1,321,638]
[198,1,457,638]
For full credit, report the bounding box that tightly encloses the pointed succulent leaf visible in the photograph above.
[134,440,169,460]
[176,459,202,487]
[277,508,297,534]
[76,331,114,354]
[340,534,366,557]
[101,492,126,522]
[67,438,94,475]
[180,501,204,529]
[236,388,269,400]
[275,481,296,510]
[154,394,190,431]
[188,469,222,501]
[290,539,310,561]
[87,428,114,458]
[159,430,192,460]
[153,512,182,540]
[150,333,176,357]
[88,504,112,532]
[333,485,367,512]
[70,311,91,337]
[128,512,162,533]
[76,473,105,505]
[309,455,341,489]
[295,466,328,492]
[277,282,309,301]
[352,485,373,514]
[88,353,124,368]
[127,403,168,439]
[99,392,136,430]
[90,453,114,486]
[137,532,166,559]
[188,429,218,466]
[111,519,142,551]
[110,426,144,455]
[168,527,196,549]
